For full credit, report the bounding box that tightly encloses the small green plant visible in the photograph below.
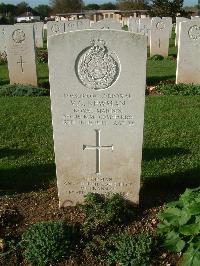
[108,233,154,266]
[79,193,134,235]
[84,233,155,265]
[37,49,48,64]
[157,83,200,96]
[21,220,79,266]
[0,52,7,65]
[150,54,164,61]
[0,84,48,96]
[157,187,200,266]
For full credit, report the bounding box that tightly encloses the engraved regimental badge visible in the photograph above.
[12,29,26,44]
[75,39,120,90]
[188,25,200,40]
[156,21,166,31]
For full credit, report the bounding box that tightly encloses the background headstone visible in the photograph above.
[150,17,170,57]
[0,25,9,55]
[175,17,189,46]
[48,30,147,207]
[128,17,139,33]
[163,17,173,37]
[65,19,90,32]
[176,21,200,84]
[34,22,44,48]
[47,21,65,38]
[139,17,151,46]
[5,25,37,86]
[91,19,122,30]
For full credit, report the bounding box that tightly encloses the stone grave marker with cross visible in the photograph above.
[48,30,147,207]
[5,24,37,86]
[150,17,171,57]
[176,20,200,84]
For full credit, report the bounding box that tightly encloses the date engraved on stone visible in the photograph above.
[156,22,165,30]
[188,25,200,40]
[12,29,26,44]
[75,39,120,90]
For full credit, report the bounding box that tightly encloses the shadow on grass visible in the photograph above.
[142,147,189,161]
[0,79,9,86]
[140,167,200,208]
[147,75,175,86]
[0,163,56,195]
[0,148,31,159]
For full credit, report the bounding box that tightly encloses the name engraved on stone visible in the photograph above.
[75,39,120,90]
[156,22,165,30]
[17,56,26,72]
[83,129,113,174]
[188,25,200,40]
[63,93,135,127]
[12,29,26,44]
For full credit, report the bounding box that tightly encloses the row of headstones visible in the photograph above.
[1,22,199,206]
[2,18,200,87]
[128,17,172,57]
[47,22,200,206]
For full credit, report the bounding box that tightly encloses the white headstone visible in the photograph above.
[48,30,147,207]
[139,17,151,46]
[175,17,189,46]
[5,25,37,86]
[150,17,170,57]
[34,22,44,48]
[91,19,121,30]
[47,21,65,38]
[0,25,9,55]
[65,19,90,32]
[128,17,139,33]
[176,21,200,84]
[191,16,200,20]
[163,17,173,37]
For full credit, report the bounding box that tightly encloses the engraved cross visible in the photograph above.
[17,56,26,73]
[83,129,114,174]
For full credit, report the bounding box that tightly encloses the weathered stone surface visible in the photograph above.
[47,21,65,38]
[91,19,121,30]
[176,21,200,84]
[65,19,90,31]
[128,17,139,33]
[0,25,10,55]
[175,17,189,46]
[5,24,37,86]
[34,22,44,48]
[139,17,151,46]
[163,17,172,37]
[48,30,147,207]
[150,17,170,57]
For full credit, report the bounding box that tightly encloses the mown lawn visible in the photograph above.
[0,96,199,195]
[0,59,176,87]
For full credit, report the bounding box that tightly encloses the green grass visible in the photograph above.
[147,58,176,85]
[0,97,199,194]
[0,97,54,194]
[0,59,176,87]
